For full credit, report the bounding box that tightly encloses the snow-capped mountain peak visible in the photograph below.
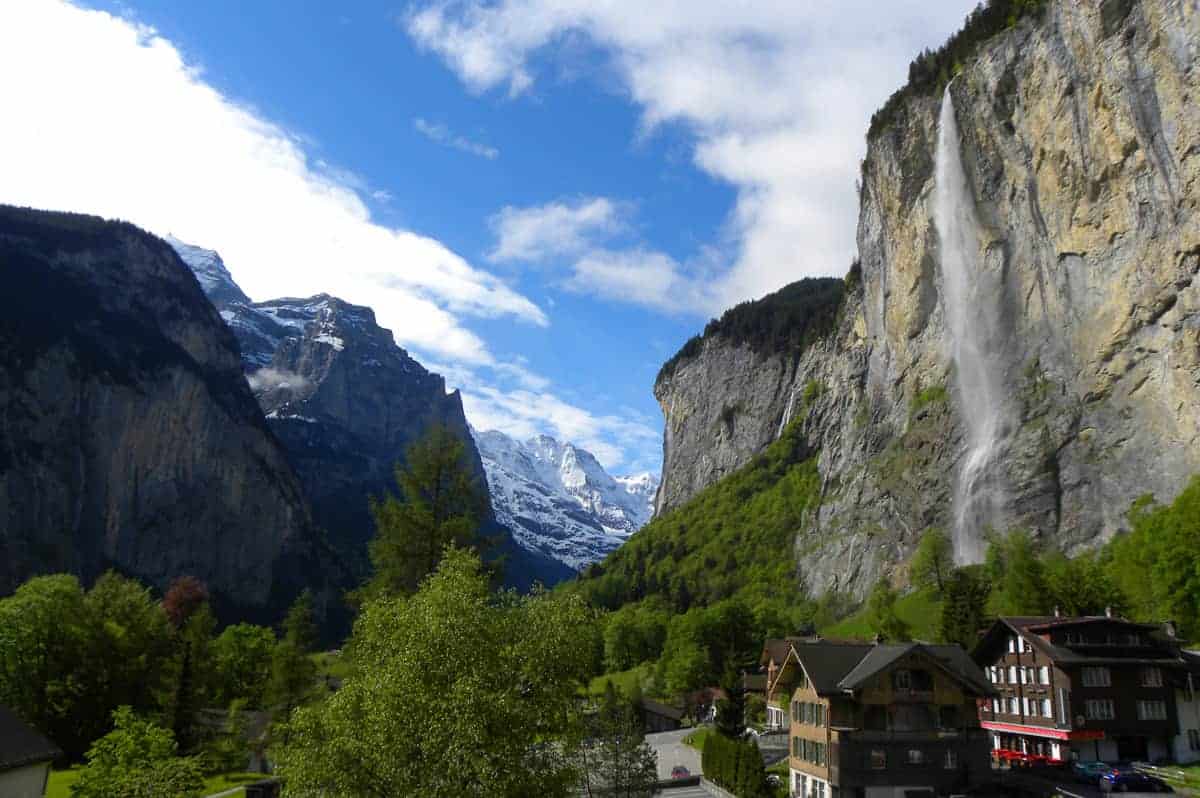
[474,429,659,572]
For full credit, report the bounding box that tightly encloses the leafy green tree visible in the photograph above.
[210,624,276,708]
[364,424,494,599]
[1106,479,1200,636]
[985,529,1048,615]
[204,699,250,775]
[276,547,594,797]
[0,574,93,758]
[576,683,658,798]
[911,527,953,593]
[866,579,912,642]
[71,706,203,798]
[938,567,990,649]
[1043,551,1125,618]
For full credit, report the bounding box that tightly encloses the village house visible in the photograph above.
[972,612,1199,765]
[762,637,809,730]
[0,705,60,798]
[770,639,996,798]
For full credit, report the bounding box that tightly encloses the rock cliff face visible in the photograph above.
[654,0,1200,599]
[171,240,570,587]
[0,207,329,620]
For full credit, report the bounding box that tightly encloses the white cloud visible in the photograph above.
[406,0,974,313]
[414,117,500,159]
[423,357,658,470]
[488,196,623,262]
[0,0,545,366]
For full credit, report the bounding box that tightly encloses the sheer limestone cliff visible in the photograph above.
[654,0,1200,599]
[0,207,332,621]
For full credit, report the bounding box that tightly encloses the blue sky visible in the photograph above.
[0,0,974,474]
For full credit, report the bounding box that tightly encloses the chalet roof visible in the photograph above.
[0,705,60,772]
[639,698,685,721]
[743,673,767,692]
[836,643,996,696]
[761,637,805,666]
[973,617,1187,667]
[788,641,874,695]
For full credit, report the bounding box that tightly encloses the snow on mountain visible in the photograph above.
[474,429,659,572]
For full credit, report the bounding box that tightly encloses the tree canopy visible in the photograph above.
[363,424,494,600]
[275,547,596,797]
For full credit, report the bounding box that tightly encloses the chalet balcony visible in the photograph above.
[891,687,935,703]
[837,728,989,743]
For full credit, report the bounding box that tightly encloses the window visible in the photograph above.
[1008,637,1017,653]
[895,669,912,689]
[1042,699,1053,719]
[1137,700,1167,721]
[1023,638,1033,653]
[1009,697,1020,715]
[1141,667,1163,687]
[1066,632,1081,645]
[944,749,959,770]
[1009,666,1018,683]
[814,781,826,798]
[1039,666,1051,685]
[1127,633,1143,646]
[1025,698,1038,717]
[907,748,927,766]
[792,736,800,757]
[870,749,887,769]
[1025,667,1036,684]
[1082,667,1111,687]
[992,699,1001,714]
[1085,699,1115,720]
[1019,668,1027,684]
[939,705,959,729]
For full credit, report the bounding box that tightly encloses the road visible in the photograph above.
[646,728,703,781]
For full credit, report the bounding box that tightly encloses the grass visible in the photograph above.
[820,588,943,642]
[683,726,713,750]
[1141,763,1200,794]
[46,766,263,798]
[46,766,81,798]
[202,771,264,795]
[311,649,353,681]
[586,662,658,698]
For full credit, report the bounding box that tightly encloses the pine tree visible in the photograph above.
[364,424,493,599]
[938,568,990,649]
[267,592,318,743]
[714,664,746,738]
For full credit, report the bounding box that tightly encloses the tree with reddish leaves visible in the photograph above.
[162,576,209,629]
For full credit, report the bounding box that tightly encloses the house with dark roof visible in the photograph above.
[0,705,60,798]
[972,612,1196,764]
[762,637,810,730]
[770,639,996,798]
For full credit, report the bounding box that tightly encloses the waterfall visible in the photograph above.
[933,84,1011,564]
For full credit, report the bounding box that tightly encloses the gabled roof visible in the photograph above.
[975,616,1186,667]
[761,637,806,666]
[787,642,874,695]
[0,706,60,772]
[835,643,996,696]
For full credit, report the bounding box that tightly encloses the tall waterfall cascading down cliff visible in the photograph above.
[933,85,1012,564]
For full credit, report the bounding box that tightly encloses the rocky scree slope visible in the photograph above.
[475,429,658,571]
[172,240,571,588]
[0,206,331,621]
[653,0,1200,600]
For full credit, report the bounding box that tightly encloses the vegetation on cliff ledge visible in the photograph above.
[867,0,1049,140]
[657,276,845,383]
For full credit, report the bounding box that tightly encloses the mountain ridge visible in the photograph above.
[474,428,658,572]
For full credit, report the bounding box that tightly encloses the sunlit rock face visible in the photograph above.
[654,0,1200,598]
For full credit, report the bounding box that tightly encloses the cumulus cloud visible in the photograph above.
[405,0,973,313]
[413,117,500,159]
[424,357,658,470]
[0,0,545,367]
[487,196,624,263]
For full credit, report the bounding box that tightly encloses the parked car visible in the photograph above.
[670,766,691,780]
[1100,769,1173,793]
[1073,761,1115,784]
